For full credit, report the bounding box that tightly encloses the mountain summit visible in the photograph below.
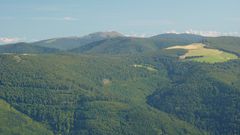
[87,31,124,38]
[32,31,124,50]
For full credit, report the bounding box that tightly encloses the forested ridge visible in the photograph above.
[0,34,240,135]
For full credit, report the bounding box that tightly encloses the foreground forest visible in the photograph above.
[0,33,239,135]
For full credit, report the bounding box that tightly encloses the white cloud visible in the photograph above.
[0,37,21,44]
[63,17,78,21]
[185,29,222,37]
[124,32,153,38]
[166,29,240,37]
[32,16,78,21]
[166,30,179,34]
[125,34,147,38]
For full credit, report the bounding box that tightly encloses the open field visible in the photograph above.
[166,43,238,63]
[132,64,158,72]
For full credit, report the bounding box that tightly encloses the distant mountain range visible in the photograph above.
[0,31,239,55]
[32,31,124,50]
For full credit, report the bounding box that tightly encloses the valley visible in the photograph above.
[0,32,240,135]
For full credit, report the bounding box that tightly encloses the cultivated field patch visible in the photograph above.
[166,43,238,63]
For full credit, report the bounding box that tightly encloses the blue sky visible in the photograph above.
[0,0,240,43]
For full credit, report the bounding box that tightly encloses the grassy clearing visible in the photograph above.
[166,43,238,63]
[132,64,158,72]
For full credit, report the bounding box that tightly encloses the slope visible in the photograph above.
[0,42,59,54]
[0,99,53,135]
[206,36,240,56]
[33,31,124,50]
[166,43,238,63]
[147,58,240,135]
[70,37,158,54]
[0,54,206,135]
[151,33,204,48]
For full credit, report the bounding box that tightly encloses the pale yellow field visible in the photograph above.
[166,43,205,50]
[166,43,238,63]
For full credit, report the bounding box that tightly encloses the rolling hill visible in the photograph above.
[151,33,204,48]
[32,31,124,50]
[1,32,239,56]
[0,32,240,135]
[0,42,59,54]
[0,53,207,135]
[70,37,158,54]
[205,36,240,56]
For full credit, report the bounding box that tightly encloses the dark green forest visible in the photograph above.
[0,33,239,135]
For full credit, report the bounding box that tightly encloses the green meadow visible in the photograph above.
[166,43,238,63]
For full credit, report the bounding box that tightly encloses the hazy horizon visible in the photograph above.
[1,0,240,43]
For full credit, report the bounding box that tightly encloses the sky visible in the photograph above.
[0,0,240,43]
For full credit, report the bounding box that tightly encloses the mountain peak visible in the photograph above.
[88,31,124,38]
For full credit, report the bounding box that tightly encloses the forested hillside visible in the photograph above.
[147,58,240,135]
[32,31,124,50]
[0,42,59,54]
[1,33,239,56]
[0,33,239,135]
[0,54,207,135]
[205,37,240,55]
[0,99,53,135]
